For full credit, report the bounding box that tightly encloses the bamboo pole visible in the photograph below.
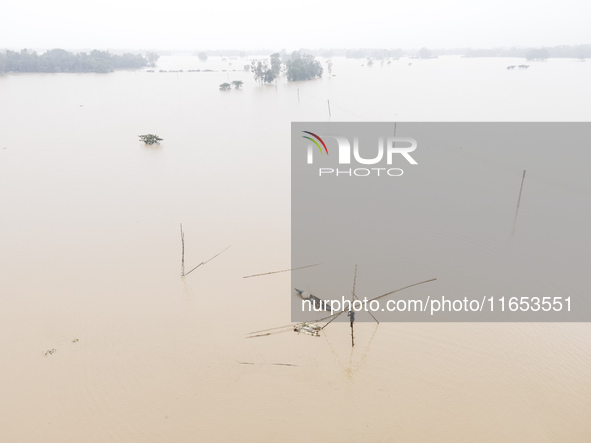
[184,245,231,276]
[180,223,185,277]
[512,170,527,235]
[350,266,379,324]
[350,265,356,347]
[242,263,319,279]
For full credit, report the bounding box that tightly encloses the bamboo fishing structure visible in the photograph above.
[247,268,437,348]
[316,276,437,347]
[179,223,231,277]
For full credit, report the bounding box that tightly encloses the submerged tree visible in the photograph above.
[219,82,232,91]
[139,134,163,145]
[285,51,323,81]
[145,52,160,67]
[251,59,277,84]
[418,47,433,59]
[270,52,282,77]
[232,80,243,89]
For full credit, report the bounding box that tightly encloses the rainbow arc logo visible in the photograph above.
[302,131,328,155]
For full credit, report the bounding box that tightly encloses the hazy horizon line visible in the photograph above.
[2,43,590,54]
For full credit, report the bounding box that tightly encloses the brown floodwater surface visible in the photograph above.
[0,56,590,442]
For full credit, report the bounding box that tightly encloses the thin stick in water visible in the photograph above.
[369,278,437,303]
[352,291,379,324]
[320,310,346,329]
[349,265,357,347]
[184,245,231,276]
[350,265,379,324]
[512,169,527,235]
[180,223,185,277]
[327,99,331,117]
[243,263,320,279]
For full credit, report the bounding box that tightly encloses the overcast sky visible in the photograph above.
[2,0,589,51]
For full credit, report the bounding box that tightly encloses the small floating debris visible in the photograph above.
[293,322,321,337]
[72,338,79,343]
[139,134,163,145]
[237,361,298,367]
[44,349,57,357]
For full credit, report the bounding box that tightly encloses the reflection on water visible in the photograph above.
[0,55,590,442]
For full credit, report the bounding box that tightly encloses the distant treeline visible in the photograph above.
[284,45,591,59]
[0,49,158,73]
[1,45,589,74]
[462,45,591,59]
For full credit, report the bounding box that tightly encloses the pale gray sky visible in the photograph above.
[1,0,589,50]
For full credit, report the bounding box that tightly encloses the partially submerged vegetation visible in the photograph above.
[285,51,323,81]
[2,44,588,76]
[220,80,243,90]
[139,134,163,145]
[250,50,323,83]
[0,49,158,73]
[250,52,282,84]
